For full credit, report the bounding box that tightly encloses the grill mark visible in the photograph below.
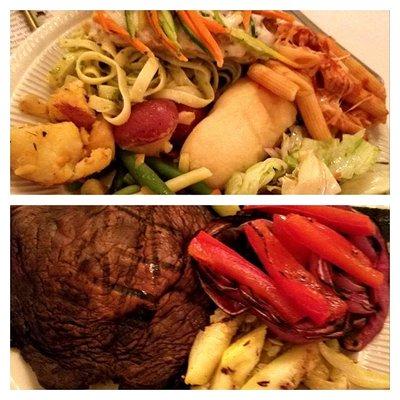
[116,206,183,235]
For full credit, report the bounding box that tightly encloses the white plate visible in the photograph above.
[10,11,389,195]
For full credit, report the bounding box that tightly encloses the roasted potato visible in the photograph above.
[48,79,96,129]
[211,326,267,389]
[11,121,113,186]
[185,316,242,386]
[113,99,178,156]
[241,343,319,390]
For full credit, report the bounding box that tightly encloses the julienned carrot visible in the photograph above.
[242,10,252,31]
[184,11,224,67]
[200,15,228,34]
[254,10,295,22]
[146,11,188,62]
[92,11,153,56]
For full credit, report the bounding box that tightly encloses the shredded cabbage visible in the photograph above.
[340,163,389,194]
[281,151,341,195]
[225,158,287,194]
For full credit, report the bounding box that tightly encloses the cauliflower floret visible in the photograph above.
[48,79,96,129]
[11,121,114,186]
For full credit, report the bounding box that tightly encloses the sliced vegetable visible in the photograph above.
[212,205,241,217]
[185,315,242,385]
[93,11,153,56]
[278,214,384,288]
[244,205,376,236]
[253,10,296,22]
[120,150,173,194]
[176,13,208,53]
[272,214,311,265]
[319,342,389,389]
[200,15,228,34]
[241,343,319,389]
[188,231,303,324]
[147,11,187,61]
[244,220,347,325]
[113,184,140,194]
[122,172,136,186]
[211,326,267,389]
[166,167,212,192]
[159,10,178,42]
[179,11,224,67]
[124,11,139,37]
[229,28,302,68]
[242,11,252,32]
[146,157,213,194]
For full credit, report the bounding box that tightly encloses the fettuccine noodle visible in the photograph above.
[55,27,219,125]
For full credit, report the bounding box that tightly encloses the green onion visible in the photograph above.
[146,157,213,194]
[120,151,174,195]
[114,185,141,195]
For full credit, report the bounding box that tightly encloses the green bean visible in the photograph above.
[120,151,174,195]
[146,157,213,194]
[112,167,128,192]
[114,185,141,195]
[123,173,136,186]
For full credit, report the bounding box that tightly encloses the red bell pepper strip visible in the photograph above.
[188,231,303,324]
[272,214,310,265]
[244,220,347,325]
[243,205,376,236]
[278,214,384,288]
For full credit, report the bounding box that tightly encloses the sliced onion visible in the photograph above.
[319,342,389,389]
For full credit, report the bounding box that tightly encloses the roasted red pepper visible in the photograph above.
[244,220,347,325]
[272,214,310,265]
[243,206,376,236]
[278,214,384,288]
[188,231,303,324]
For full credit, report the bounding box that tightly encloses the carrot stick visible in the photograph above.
[242,10,252,31]
[200,15,228,34]
[185,11,224,67]
[253,10,295,22]
[92,11,153,56]
[146,11,188,61]
[176,10,199,36]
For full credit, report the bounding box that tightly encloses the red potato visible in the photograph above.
[113,99,179,155]
[172,104,208,147]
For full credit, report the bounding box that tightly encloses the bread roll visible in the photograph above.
[181,78,297,188]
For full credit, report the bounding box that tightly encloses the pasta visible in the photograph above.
[344,87,388,122]
[296,90,332,140]
[247,63,299,101]
[273,42,322,69]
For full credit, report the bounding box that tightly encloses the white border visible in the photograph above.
[2,1,399,399]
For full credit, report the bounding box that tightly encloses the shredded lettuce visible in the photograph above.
[281,151,341,195]
[224,128,384,195]
[225,158,287,194]
[284,130,379,182]
[340,163,389,194]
